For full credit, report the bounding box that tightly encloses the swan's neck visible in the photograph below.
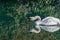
[36,17,41,21]
[35,17,41,25]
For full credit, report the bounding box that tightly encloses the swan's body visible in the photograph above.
[41,17,60,32]
[29,16,60,33]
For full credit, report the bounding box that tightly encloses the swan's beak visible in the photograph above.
[25,17,31,21]
[29,17,36,21]
[26,17,35,21]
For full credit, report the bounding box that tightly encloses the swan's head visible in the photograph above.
[29,16,41,21]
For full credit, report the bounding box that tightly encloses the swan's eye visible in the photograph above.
[27,17,31,20]
[26,17,32,22]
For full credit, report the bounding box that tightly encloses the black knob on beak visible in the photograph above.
[26,17,31,21]
[27,17,31,20]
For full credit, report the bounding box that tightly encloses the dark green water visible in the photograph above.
[0,0,60,40]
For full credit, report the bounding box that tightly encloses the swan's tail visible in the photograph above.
[57,22,60,29]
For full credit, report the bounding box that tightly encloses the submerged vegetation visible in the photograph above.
[0,0,60,40]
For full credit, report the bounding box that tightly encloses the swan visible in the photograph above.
[28,16,60,33]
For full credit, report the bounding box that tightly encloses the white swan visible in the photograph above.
[29,16,60,33]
